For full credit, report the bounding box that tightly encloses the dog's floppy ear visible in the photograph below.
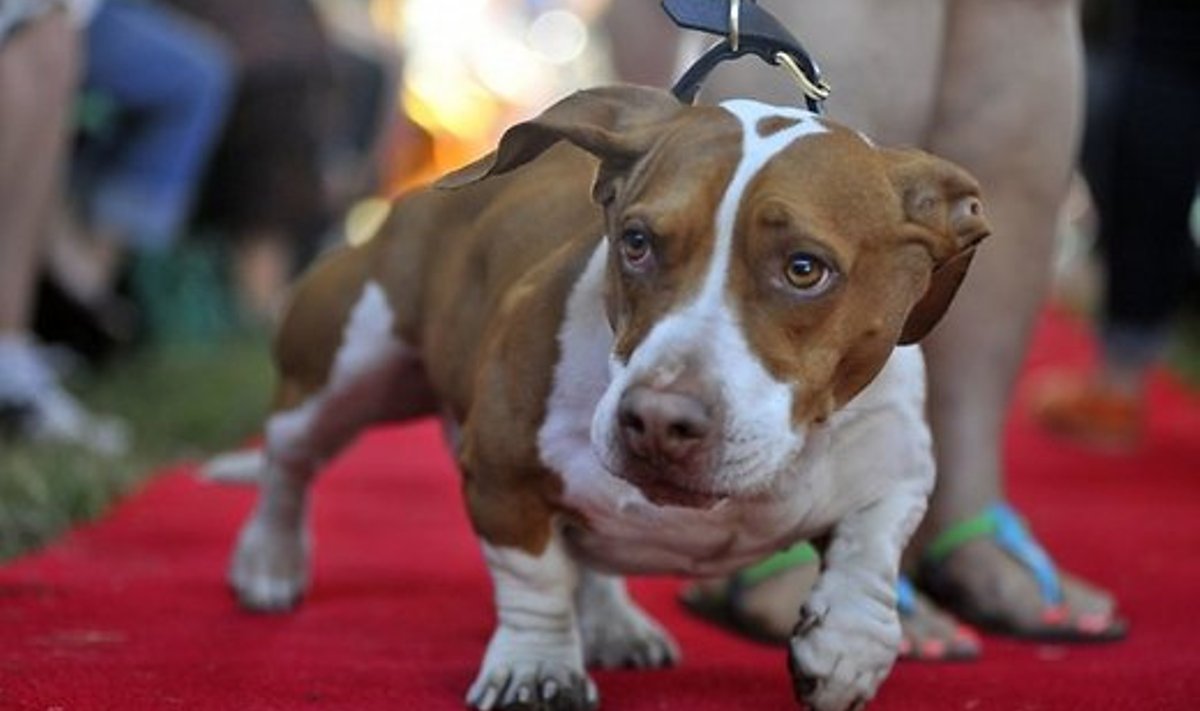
[885,149,991,344]
[435,85,685,191]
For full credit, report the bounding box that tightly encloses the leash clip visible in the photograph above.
[663,0,831,113]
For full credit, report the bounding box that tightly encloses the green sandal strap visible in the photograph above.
[735,541,819,589]
[925,510,996,564]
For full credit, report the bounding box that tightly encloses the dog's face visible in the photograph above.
[441,87,988,508]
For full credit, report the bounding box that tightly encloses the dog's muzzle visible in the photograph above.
[613,384,726,507]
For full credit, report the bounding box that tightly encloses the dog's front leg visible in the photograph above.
[468,527,596,711]
[788,398,935,711]
[788,479,928,711]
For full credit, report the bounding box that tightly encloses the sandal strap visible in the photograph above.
[736,541,819,589]
[896,574,917,616]
[732,545,920,617]
[925,502,1064,607]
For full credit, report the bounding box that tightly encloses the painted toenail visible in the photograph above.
[1075,612,1111,633]
[920,639,947,658]
[954,624,982,646]
[1041,604,1069,625]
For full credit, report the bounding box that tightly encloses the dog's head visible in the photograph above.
[441,86,989,508]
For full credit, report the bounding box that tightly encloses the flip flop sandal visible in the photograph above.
[679,543,978,660]
[917,502,1127,643]
[678,541,819,645]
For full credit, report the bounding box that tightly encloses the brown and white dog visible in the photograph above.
[218,85,988,711]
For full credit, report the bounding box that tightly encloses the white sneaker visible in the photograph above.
[0,336,129,455]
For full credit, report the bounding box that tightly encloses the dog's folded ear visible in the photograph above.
[885,149,992,345]
[435,85,685,191]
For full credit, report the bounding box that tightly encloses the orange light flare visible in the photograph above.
[367,0,615,198]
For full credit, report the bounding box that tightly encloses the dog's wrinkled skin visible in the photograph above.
[224,86,988,711]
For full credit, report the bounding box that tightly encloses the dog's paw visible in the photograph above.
[580,596,679,669]
[787,579,900,711]
[228,519,310,612]
[468,623,595,711]
[467,659,598,711]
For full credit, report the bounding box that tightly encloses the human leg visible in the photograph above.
[0,9,126,453]
[1032,0,1200,445]
[666,0,984,658]
[915,0,1123,638]
[600,0,681,87]
[0,8,75,337]
[81,0,233,250]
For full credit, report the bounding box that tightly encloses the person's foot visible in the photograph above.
[896,576,981,661]
[681,562,820,643]
[917,505,1125,642]
[679,548,981,661]
[1028,372,1141,449]
[0,337,128,455]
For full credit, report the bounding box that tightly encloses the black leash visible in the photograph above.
[663,0,830,113]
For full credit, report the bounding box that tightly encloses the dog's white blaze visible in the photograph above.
[266,281,410,463]
[699,100,827,306]
[598,101,829,490]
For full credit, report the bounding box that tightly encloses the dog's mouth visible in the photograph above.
[592,415,730,509]
[618,469,728,509]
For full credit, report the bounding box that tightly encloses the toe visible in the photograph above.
[898,591,981,662]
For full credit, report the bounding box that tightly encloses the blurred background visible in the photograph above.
[0,0,1196,559]
[0,0,640,558]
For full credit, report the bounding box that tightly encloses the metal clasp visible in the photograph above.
[774,50,831,103]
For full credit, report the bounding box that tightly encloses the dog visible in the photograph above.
[217,84,989,711]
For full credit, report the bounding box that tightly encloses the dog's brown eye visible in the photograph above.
[620,229,652,266]
[784,252,832,292]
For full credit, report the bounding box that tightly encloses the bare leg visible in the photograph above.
[0,13,126,453]
[0,10,77,336]
[920,0,1082,531]
[697,0,946,146]
[915,0,1119,635]
[233,228,293,326]
[599,0,681,87]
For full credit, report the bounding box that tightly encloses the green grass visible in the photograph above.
[0,335,274,561]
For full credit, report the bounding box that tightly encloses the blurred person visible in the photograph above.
[604,0,1123,657]
[1032,0,1199,447]
[0,0,125,453]
[314,0,402,207]
[47,0,234,324]
[162,0,343,323]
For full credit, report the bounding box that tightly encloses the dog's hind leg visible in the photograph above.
[230,247,434,611]
[576,568,679,670]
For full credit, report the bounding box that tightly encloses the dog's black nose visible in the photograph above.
[617,386,713,464]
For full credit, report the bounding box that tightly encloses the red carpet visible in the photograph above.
[3,311,1199,710]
